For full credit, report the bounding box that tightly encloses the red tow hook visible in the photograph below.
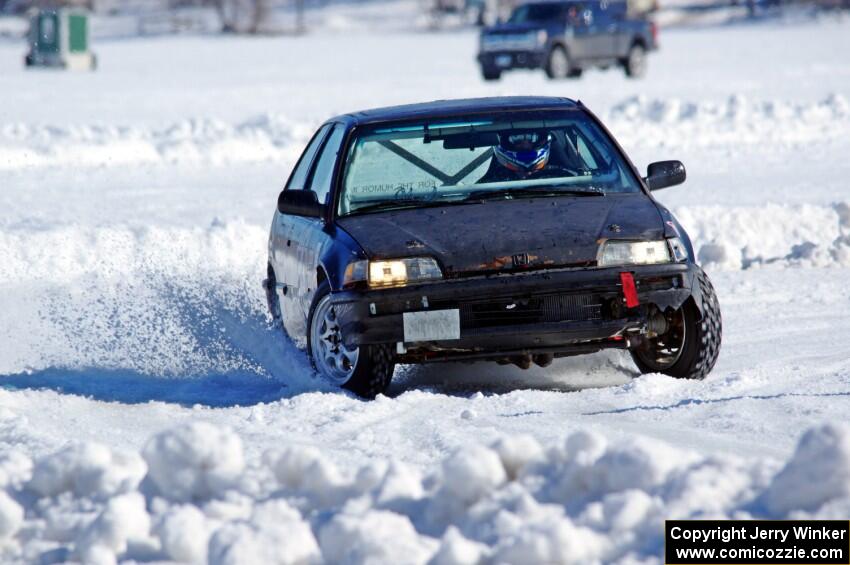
[620,272,640,308]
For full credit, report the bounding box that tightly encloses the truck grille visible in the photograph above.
[459,293,602,331]
[480,33,537,52]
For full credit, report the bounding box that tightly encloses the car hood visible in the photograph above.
[336,194,665,277]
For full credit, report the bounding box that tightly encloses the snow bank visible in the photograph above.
[0,421,847,564]
[3,94,846,171]
[677,201,850,271]
[0,114,315,171]
[609,93,850,149]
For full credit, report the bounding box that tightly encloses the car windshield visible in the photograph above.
[338,110,642,216]
[508,3,567,23]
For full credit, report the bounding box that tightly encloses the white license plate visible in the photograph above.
[403,309,460,342]
[495,54,512,67]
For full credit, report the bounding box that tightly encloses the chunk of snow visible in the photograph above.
[491,435,545,481]
[491,515,608,565]
[0,452,33,490]
[765,423,850,515]
[428,526,488,565]
[154,505,211,564]
[440,445,506,504]
[319,509,438,565]
[263,444,348,507]
[208,500,320,565]
[75,492,151,562]
[143,422,244,502]
[0,491,24,539]
[29,443,146,499]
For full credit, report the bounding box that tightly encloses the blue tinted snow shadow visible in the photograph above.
[0,367,291,407]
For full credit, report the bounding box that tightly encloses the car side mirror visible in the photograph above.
[277,189,325,218]
[644,160,686,191]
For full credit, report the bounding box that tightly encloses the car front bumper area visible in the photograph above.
[331,263,702,363]
[477,50,546,70]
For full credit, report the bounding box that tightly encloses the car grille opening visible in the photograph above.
[459,293,602,332]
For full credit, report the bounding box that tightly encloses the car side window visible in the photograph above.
[593,2,610,24]
[285,124,332,191]
[307,124,347,206]
[568,3,585,25]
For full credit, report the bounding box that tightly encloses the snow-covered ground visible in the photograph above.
[1,15,850,564]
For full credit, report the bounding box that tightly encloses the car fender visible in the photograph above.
[318,223,368,292]
[654,203,696,261]
[682,266,708,320]
[651,204,705,319]
[548,37,570,56]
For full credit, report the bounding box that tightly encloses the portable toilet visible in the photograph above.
[25,9,96,70]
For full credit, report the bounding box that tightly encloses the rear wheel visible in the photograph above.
[624,43,647,78]
[307,281,394,398]
[630,268,722,380]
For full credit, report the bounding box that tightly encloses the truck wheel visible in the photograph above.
[307,281,394,398]
[624,43,647,78]
[545,46,571,79]
[481,66,501,81]
[630,268,722,380]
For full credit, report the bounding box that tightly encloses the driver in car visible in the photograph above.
[477,130,568,183]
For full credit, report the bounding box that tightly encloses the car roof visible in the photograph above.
[330,96,580,127]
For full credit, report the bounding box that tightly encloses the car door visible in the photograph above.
[599,0,626,59]
[566,2,594,60]
[288,123,348,334]
[273,123,331,338]
[591,1,618,59]
[578,1,614,61]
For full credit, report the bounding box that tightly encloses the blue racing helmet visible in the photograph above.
[494,131,551,173]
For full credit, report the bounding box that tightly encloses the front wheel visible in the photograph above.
[630,268,722,380]
[545,45,572,80]
[307,282,394,398]
[623,43,647,78]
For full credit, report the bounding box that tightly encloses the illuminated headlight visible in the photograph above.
[344,257,443,288]
[598,240,672,267]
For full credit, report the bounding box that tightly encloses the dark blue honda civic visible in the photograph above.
[265,97,722,398]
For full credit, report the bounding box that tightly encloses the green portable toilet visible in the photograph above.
[25,9,96,71]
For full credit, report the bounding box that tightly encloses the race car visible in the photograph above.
[265,96,722,398]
